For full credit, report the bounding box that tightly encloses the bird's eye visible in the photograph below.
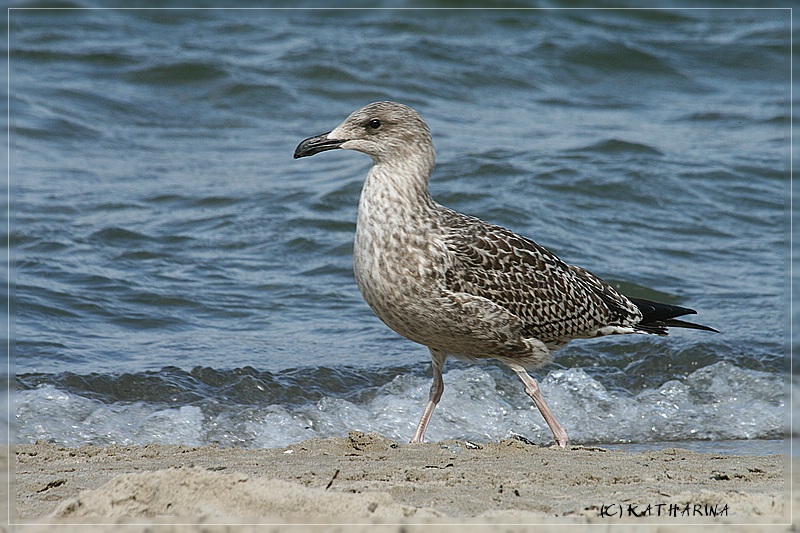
[367,119,382,129]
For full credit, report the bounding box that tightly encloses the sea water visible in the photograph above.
[8,5,793,453]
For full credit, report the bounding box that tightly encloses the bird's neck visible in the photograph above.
[361,155,436,211]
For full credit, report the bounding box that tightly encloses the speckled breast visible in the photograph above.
[352,211,454,348]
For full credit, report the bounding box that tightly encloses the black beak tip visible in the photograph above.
[293,138,314,159]
[293,132,345,160]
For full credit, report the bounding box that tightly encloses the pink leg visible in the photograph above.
[410,349,447,444]
[508,363,569,448]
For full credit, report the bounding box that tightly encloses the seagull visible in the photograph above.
[293,101,717,447]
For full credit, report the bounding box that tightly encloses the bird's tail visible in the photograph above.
[628,297,719,335]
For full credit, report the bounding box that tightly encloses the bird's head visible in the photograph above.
[294,101,435,170]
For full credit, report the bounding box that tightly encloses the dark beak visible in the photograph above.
[293,132,347,159]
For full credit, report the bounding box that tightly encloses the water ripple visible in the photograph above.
[11,7,788,448]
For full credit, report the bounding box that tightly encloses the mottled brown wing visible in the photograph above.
[441,211,641,346]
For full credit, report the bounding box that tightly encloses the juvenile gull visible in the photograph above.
[294,101,717,447]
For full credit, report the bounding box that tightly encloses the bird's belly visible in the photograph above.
[353,225,453,348]
[352,243,514,357]
[356,284,481,355]
[355,251,429,340]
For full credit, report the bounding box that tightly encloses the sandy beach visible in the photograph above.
[8,431,793,531]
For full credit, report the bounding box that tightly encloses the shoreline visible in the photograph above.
[11,432,793,529]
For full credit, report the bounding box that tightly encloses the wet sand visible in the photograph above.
[9,432,794,531]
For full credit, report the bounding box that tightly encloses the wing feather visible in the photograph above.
[440,210,641,346]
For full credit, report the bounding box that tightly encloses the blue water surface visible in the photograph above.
[7,5,794,450]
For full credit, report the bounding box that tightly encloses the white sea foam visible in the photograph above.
[15,362,788,451]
